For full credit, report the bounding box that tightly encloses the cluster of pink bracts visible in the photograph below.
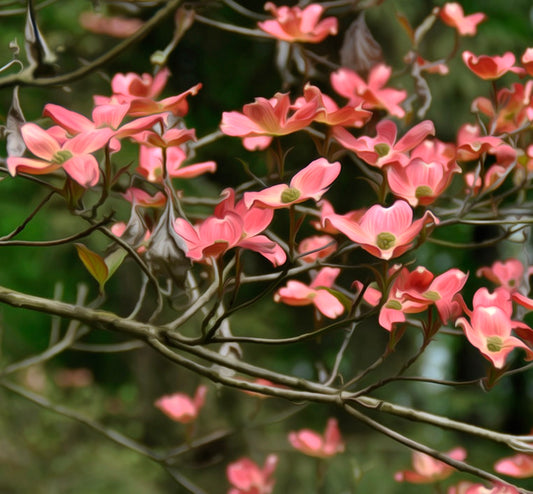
[7,2,533,491]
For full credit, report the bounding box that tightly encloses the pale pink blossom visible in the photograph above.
[258,3,338,43]
[227,455,278,494]
[395,447,466,483]
[288,418,344,458]
[155,385,207,423]
[439,3,486,36]
[325,200,438,260]
[495,453,533,478]
[79,11,144,38]
[462,51,525,80]
[122,187,166,208]
[274,267,344,319]
[244,158,341,209]
[331,64,408,118]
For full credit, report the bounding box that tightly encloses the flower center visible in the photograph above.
[423,290,441,301]
[376,232,396,250]
[486,336,503,353]
[281,187,301,204]
[52,149,73,164]
[374,143,390,157]
[385,299,402,310]
[415,185,433,198]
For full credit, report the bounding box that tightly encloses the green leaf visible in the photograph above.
[74,243,108,293]
[104,248,127,280]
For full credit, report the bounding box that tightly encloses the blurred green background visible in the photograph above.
[1,0,533,492]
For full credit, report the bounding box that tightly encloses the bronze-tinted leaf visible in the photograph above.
[75,243,109,293]
[340,13,383,76]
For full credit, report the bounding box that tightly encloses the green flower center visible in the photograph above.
[415,185,433,198]
[374,143,390,157]
[385,299,402,310]
[281,187,301,204]
[376,232,396,251]
[424,290,441,301]
[486,336,503,353]
[52,149,73,164]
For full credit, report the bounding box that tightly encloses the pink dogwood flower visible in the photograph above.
[386,157,461,206]
[294,84,372,128]
[220,91,319,150]
[395,447,466,483]
[297,235,337,263]
[155,385,207,423]
[331,64,408,118]
[275,267,344,319]
[333,119,435,168]
[439,3,486,36]
[495,453,533,478]
[227,455,278,494]
[244,158,341,209]
[325,200,438,260]
[477,259,527,292]
[258,3,338,43]
[138,145,216,182]
[288,418,344,458]
[456,302,532,369]
[462,51,525,80]
[522,48,533,76]
[94,69,202,118]
[7,122,112,187]
[79,11,144,38]
[457,484,520,494]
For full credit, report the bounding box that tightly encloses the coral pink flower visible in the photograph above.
[459,484,520,494]
[79,11,144,38]
[227,455,278,494]
[333,119,435,168]
[386,157,461,206]
[122,187,166,208]
[394,447,466,483]
[456,304,532,368]
[244,158,341,209]
[258,3,338,43]
[495,453,533,478]
[214,188,287,266]
[274,267,344,319]
[456,124,515,165]
[522,48,533,76]
[439,3,486,36]
[288,418,344,458]
[138,145,216,182]
[95,70,202,118]
[297,235,337,263]
[331,64,408,118]
[325,200,437,260]
[174,212,244,263]
[462,51,525,80]
[7,122,112,187]
[357,266,467,331]
[477,259,526,292]
[155,385,207,423]
[294,84,372,128]
[220,91,319,150]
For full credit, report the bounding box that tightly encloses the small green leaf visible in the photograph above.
[74,243,108,293]
[104,248,127,280]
